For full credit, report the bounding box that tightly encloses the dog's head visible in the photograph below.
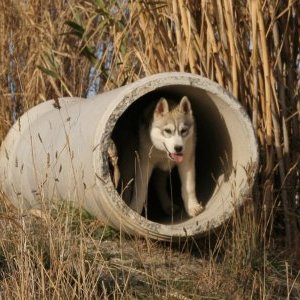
[150,96,195,163]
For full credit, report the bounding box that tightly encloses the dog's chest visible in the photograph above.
[156,159,176,171]
[150,149,176,171]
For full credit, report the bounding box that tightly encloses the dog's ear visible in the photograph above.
[154,98,169,117]
[179,96,192,114]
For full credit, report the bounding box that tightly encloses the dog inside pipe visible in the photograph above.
[0,73,258,240]
[112,86,233,224]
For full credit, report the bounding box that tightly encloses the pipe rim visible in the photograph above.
[93,72,259,240]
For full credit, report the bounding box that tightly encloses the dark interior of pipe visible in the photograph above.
[112,86,232,224]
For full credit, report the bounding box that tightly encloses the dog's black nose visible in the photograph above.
[174,145,183,153]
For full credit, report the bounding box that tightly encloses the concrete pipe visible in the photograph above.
[0,72,258,241]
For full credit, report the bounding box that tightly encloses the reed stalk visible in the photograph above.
[0,0,300,297]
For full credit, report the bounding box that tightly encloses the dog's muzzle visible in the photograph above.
[163,143,184,163]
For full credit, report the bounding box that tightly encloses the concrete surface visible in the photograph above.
[0,72,258,240]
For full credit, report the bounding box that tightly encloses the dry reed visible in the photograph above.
[0,0,300,298]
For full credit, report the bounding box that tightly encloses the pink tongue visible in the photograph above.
[170,153,184,163]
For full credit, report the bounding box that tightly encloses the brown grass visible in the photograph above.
[0,0,300,298]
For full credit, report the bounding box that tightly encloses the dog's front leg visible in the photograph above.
[178,158,203,217]
[130,157,153,215]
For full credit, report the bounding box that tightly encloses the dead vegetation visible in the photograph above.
[0,0,300,298]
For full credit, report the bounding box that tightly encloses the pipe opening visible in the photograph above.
[112,85,233,225]
[0,72,258,239]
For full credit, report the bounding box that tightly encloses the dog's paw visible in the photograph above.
[186,202,204,217]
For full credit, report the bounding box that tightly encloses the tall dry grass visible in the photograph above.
[0,0,300,298]
[107,0,300,253]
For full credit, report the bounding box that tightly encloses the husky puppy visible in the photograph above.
[130,96,203,217]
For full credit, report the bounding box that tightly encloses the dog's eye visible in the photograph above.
[181,128,188,136]
[163,128,172,135]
